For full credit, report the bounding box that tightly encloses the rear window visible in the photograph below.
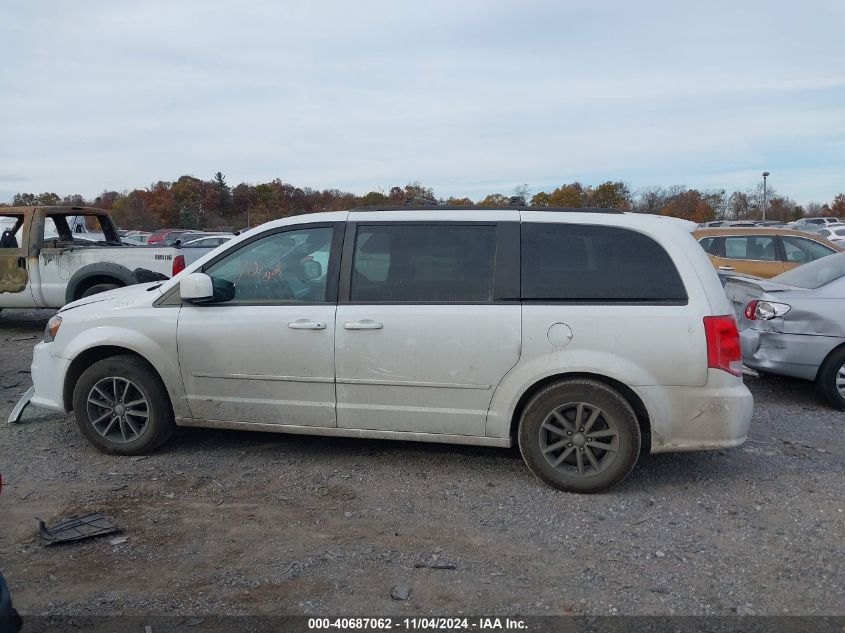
[521,223,687,302]
[773,251,845,289]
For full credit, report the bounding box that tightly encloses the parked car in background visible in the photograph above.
[724,251,845,409]
[816,225,845,245]
[29,206,752,493]
[124,231,153,244]
[693,227,840,278]
[791,217,842,232]
[147,228,190,244]
[181,234,234,248]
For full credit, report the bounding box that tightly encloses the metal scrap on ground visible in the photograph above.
[38,513,122,545]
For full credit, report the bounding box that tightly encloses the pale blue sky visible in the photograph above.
[1,0,843,204]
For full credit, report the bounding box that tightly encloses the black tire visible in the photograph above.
[518,379,641,493]
[80,283,121,298]
[72,355,174,455]
[817,347,845,410]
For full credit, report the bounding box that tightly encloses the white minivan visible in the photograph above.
[30,206,753,492]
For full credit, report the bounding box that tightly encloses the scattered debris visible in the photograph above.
[9,335,37,342]
[390,584,411,601]
[414,558,457,570]
[109,537,129,546]
[6,386,34,424]
[782,439,828,454]
[38,513,122,545]
[212,479,224,489]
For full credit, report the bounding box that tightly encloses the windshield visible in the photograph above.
[772,251,845,289]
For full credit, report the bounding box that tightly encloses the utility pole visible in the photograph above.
[762,171,770,221]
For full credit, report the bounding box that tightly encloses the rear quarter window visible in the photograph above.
[521,223,688,302]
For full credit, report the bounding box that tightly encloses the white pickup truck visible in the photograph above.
[0,206,180,309]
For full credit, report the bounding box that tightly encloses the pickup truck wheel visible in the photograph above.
[518,379,640,493]
[72,355,175,455]
[817,347,845,410]
[80,283,121,298]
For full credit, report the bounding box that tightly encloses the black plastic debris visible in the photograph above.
[38,513,122,545]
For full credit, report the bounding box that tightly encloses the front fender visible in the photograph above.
[54,314,190,419]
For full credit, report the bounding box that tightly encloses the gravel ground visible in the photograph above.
[0,308,843,617]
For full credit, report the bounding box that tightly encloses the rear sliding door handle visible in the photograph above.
[343,320,383,330]
[288,319,327,330]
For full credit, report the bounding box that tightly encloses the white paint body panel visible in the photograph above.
[335,304,520,435]
[176,304,337,426]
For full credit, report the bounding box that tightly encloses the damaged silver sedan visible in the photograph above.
[725,251,845,409]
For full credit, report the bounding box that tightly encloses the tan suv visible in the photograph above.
[692,227,841,278]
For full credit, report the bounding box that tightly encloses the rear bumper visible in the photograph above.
[740,329,840,381]
[638,371,753,453]
[30,342,70,413]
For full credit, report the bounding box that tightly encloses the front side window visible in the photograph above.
[521,223,687,302]
[781,236,835,264]
[204,226,334,304]
[350,224,497,302]
[723,235,777,261]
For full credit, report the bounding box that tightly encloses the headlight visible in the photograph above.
[44,315,62,342]
[744,300,791,321]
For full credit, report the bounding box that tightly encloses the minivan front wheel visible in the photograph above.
[518,379,640,493]
[72,355,174,455]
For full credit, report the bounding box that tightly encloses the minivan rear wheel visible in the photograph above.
[72,355,175,455]
[518,379,640,493]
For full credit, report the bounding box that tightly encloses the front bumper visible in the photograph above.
[740,329,839,381]
[30,342,70,413]
[639,370,753,453]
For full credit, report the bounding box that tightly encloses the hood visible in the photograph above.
[60,282,164,313]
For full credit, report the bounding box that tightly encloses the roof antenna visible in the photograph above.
[403,197,437,207]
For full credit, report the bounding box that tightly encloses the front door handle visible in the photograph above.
[343,320,383,330]
[288,319,327,330]
[718,266,735,271]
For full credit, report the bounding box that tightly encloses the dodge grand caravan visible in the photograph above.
[30,206,753,493]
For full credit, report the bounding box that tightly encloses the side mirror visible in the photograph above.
[179,273,214,302]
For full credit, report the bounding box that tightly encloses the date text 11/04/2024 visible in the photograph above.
[307,618,527,630]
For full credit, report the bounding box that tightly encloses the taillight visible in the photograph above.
[744,300,790,321]
[744,300,757,320]
[704,315,742,376]
[172,254,185,276]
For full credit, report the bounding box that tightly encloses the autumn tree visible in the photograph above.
[586,181,630,209]
[360,191,389,206]
[659,189,716,223]
[477,193,510,207]
[831,194,845,216]
[445,197,473,206]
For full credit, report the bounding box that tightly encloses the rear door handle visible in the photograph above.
[718,266,735,271]
[18,257,26,269]
[343,320,383,330]
[288,319,327,330]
